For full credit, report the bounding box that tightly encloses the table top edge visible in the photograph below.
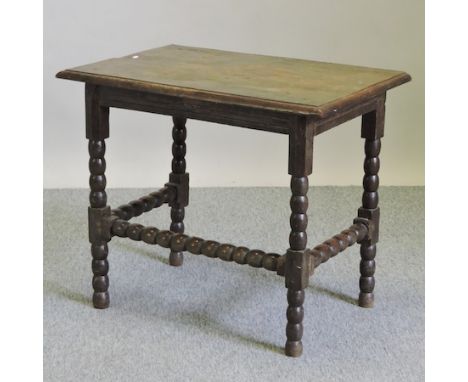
[56,69,411,119]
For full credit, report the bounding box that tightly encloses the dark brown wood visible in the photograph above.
[99,86,292,135]
[168,116,188,266]
[284,175,310,358]
[111,187,176,220]
[283,113,315,357]
[109,217,282,272]
[86,85,111,309]
[362,97,386,139]
[57,45,411,358]
[288,116,314,176]
[85,84,109,140]
[357,101,384,308]
[308,222,368,268]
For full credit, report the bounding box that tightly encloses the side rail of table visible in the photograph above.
[89,185,375,278]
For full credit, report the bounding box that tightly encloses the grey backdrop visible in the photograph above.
[44,0,424,188]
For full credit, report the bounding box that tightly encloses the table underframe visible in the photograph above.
[85,83,385,357]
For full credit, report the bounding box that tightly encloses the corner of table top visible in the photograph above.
[313,70,411,119]
[56,69,76,80]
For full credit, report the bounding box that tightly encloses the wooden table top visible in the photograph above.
[57,45,410,118]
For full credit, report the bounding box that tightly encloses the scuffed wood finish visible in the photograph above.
[57,45,410,118]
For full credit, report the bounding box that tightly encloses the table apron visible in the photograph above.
[99,86,295,134]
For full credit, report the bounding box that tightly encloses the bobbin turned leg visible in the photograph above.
[86,84,111,309]
[168,116,189,266]
[284,117,314,357]
[357,98,385,308]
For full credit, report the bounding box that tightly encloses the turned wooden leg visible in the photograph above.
[89,138,110,308]
[169,116,188,266]
[85,84,111,309]
[284,117,313,357]
[358,100,385,308]
[285,176,309,357]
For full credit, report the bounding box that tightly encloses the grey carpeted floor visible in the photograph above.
[44,187,424,382]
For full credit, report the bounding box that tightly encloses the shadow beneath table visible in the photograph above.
[170,310,284,355]
[309,284,358,306]
[44,280,90,306]
[45,241,355,355]
[115,240,358,307]
[116,241,169,265]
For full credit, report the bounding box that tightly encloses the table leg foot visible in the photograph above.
[91,244,109,309]
[169,251,184,266]
[285,289,304,357]
[93,291,110,309]
[358,242,376,308]
[358,292,374,308]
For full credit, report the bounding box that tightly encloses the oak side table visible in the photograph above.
[57,45,410,357]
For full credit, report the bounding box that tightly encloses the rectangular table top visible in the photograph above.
[57,45,410,118]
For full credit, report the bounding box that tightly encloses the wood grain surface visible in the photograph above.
[57,45,410,117]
